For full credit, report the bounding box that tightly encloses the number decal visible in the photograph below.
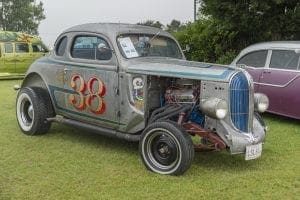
[86,77,106,115]
[69,75,106,115]
[69,75,86,111]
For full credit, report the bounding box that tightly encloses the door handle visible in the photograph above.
[64,68,71,74]
[263,71,271,74]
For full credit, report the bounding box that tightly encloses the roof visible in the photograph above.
[240,41,300,53]
[231,41,300,65]
[62,23,172,38]
[0,31,41,43]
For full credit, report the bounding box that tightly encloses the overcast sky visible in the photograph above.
[38,0,194,47]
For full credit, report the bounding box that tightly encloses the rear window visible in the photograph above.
[237,50,268,68]
[270,50,299,70]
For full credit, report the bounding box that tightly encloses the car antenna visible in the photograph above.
[149,30,161,43]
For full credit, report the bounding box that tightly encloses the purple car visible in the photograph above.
[232,41,300,119]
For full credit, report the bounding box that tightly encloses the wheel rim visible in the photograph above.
[17,93,34,131]
[143,128,182,173]
[151,134,178,166]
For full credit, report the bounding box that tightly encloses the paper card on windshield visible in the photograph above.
[118,37,139,58]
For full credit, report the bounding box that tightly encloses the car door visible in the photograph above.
[257,49,300,118]
[0,43,3,69]
[15,42,32,73]
[236,50,268,91]
[2,43,16,73]
[62,34,120,129]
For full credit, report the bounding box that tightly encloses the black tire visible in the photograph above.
[139,121,194,175]
[16,87,55,135]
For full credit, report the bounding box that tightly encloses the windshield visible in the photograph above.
[117,34,183,59]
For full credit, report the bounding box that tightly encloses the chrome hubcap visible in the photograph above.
[28,105,34,120]
[20,97,33,127]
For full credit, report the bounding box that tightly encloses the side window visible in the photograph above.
[270,50,299,70]
[237,50,268,68]
[56,36,68,56]
[71,36,112,60]
[4,43,13,53]
[32,43,48,53]
[15,43,29,53]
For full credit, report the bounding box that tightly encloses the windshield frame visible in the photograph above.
[116,33,183,60]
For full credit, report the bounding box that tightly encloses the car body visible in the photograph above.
[16,23,268,175]
[232,41,300,119]
[0,31,49,74]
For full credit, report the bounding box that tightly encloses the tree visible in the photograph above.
[166,20,186,33]
[137,20,164,29]
[200,0,300,49]
[0,0,45,35]
[174,0,299,64]
[174,19,237,64]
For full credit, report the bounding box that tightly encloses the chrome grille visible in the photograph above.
[230,72,249,132]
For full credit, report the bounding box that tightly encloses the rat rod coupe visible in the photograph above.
[16,23,269,175]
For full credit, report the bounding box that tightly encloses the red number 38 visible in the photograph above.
[69,75,106,115]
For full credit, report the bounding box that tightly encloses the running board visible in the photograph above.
[47,117,140,142]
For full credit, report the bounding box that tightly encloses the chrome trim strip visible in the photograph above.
[254,74,300,88]
[242,69,254,132]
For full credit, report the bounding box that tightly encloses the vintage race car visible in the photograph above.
[16,23,269,175]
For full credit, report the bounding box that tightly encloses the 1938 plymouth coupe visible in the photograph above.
[16,23,269,175]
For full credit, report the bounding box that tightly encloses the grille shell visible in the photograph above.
[230,72,250,132]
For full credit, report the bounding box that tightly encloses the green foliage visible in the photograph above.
[166,20,186,33]
[175,0,299,64]
[0,80,299,199]
[0,0,45,35]
[200,0,299,44]
[174,19,238,64]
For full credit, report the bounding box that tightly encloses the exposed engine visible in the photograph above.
[164,79,199,104]
[149,78,205,127]
[148,77,226,152]
[165,88,195,104]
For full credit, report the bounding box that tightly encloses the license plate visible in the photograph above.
[245,143,262,160]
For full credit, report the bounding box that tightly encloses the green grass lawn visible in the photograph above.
[0,80,299,200]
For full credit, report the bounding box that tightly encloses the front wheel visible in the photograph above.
[139,121,194,175]
[16,87,54,135]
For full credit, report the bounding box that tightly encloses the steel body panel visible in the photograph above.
[125,58,236,82]
[257,69,300,119]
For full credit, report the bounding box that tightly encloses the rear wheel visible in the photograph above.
[139,121,194,175]
[16,87,54,135]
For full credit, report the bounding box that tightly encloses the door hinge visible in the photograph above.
[117,111,121,118]
[115,88,120,95]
